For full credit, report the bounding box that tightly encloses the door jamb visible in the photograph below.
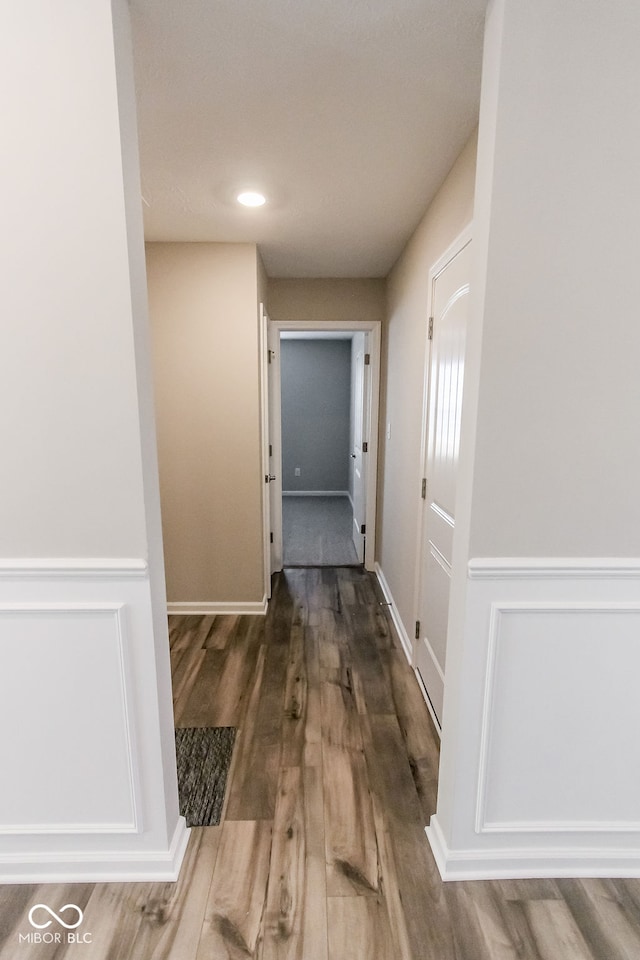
[268,319,381,572]
[267,319,284,573]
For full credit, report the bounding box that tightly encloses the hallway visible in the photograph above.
[173,566,440,958]
[2,568,640,958]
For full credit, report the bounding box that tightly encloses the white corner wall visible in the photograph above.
[0,0,187,881]
[431,0,640,879]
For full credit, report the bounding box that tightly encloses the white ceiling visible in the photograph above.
[130,0,487,279]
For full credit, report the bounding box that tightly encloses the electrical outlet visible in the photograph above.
[294,467,301,476]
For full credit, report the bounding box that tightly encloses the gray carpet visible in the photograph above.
[175,726,236,826]
[282,495,359,565]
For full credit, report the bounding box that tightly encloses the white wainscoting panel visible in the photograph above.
[428,558,640,879]
[0,560,188,882]
[476,602,640,834]
[0,603,139,834]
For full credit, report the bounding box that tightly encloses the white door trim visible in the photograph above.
[268,319,381,572]
[267,320,284,572]
[259,303,272,598]
[413,223,473,674]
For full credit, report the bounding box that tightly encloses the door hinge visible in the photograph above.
[362,441,368,453]
[270,532,274,544]
[360,523,366,535]
[268,349,274,364]
[428,317,434,340]
[364,353,370,365]
[269,443,272,457]
[415,620,421,640]
[421,478,427,499]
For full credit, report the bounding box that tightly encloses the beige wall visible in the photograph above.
[377,132,477,633]
[268,278,385,321]
[146,242,264,604]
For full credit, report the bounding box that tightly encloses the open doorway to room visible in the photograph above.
[280,332,357,565]
[262,319,380,579]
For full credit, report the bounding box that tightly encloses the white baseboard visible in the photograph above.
[167,596,268,615]
[375,563,442,735]
[426,815,640,880]
[374,563,413,664]
[282,490,350,497]
[0,817,190,884]
[414,663,442,739]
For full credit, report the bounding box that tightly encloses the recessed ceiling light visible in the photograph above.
[237,191,266,207]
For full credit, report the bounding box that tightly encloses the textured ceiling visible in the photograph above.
[130,0,487,278]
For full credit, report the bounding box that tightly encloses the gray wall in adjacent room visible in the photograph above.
[281,339,351,492]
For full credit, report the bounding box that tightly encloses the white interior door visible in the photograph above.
[415,239,471,724]
[351,335,368,563]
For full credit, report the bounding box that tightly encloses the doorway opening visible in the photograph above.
[261,319,380,582]
[280,333,358,565]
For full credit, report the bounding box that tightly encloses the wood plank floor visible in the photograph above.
[3,567,640,958]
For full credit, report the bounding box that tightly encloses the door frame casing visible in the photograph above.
[266,319,382,572]
[259,303,273,600]
[267,319,284,573]
[413,223,473,731]
[350,332,368,563]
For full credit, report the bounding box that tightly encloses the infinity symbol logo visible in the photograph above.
[28,904,84,930]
